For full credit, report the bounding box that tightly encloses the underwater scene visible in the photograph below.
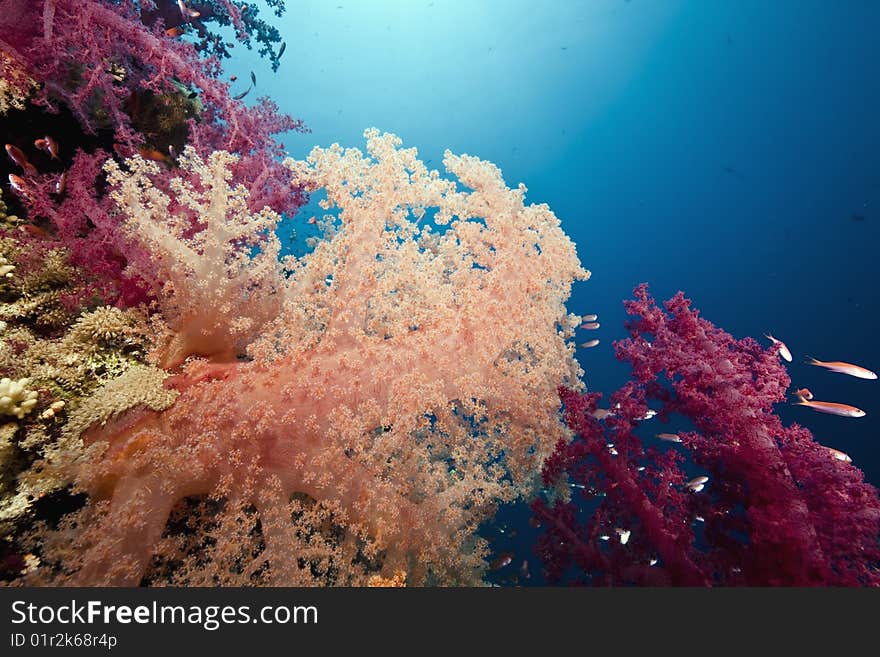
[0,0,877,586]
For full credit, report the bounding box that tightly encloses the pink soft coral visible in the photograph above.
[28,130,589,586]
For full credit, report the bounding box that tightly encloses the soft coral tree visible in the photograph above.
[533,285,880,586]
[24,130,589,586]
[140,0,288,71]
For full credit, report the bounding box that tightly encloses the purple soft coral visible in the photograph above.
[1,0,307,306]
[533,285,880,586]
[1,0,307,211]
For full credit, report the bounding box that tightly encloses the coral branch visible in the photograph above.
[533,286,880,586]
[105,147,286,366]
[24,130,588,586]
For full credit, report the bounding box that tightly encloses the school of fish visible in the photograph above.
[570,313,874,550]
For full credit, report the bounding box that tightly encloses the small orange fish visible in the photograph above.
[489,552,513,571]
[766,334,792,362]
[581,314,598,322]
[137,147,168,162]
[656,433,682,443]
[34,136,59,160]
[177,0,200,19]
[793,387,813,401]
[165,26,185,38]
[18,224,50,239]
[580,339,600,348]
[7,173,27,194]
[112,142,131,158]
[307,216,317,225]
[825,447,852,463]
[794,398,865,418]
[686,476,709,492]
[45,136,58,159]
[230,75,238,82]
[807,358,877,380]
[580,321,600,330]
[5,144,37,175]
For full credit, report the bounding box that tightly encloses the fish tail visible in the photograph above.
[806,357,822,366]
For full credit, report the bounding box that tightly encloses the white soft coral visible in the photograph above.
[105,147,287,367]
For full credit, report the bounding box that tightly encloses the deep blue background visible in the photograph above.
[226,0,879,576]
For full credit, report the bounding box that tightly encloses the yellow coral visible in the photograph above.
[0,192,19,226]
[367,570,407,587]
[21,250,72,291]
[0,377,38,419]
[0,244,75,329]
[0,53,34,116]
[0,422,17,487]
[61,364,178,445]
[68,306,139,348]
[0,290,71,329]
[0,255,14,279]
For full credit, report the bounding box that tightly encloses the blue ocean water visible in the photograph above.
[226,1,879,579]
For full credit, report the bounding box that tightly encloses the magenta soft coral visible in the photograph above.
[1,0,306,210]
[1,0,307,306]
[16,149,152,308]
[533,285,880,586]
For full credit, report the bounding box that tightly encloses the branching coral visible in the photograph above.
[0,233,98,333]
[0,0,311,579]
[105,147,287,367]
[0,378,38,419]
[0,53,33,116]
[533,286,880,586]
[141,0,289,71]
[0,0,303,155]
[1,0,306,311]
[22,129,588,586]
[0,237,155,556]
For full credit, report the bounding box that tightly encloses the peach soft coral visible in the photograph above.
[27,129,589,586]
[104,147,288,368]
